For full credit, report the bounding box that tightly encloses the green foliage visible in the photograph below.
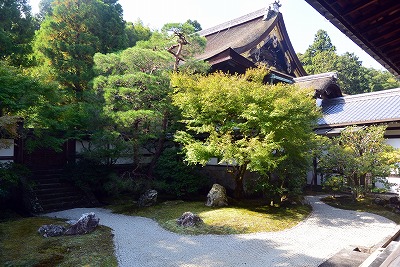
[0,61,58,147]
[319,125,400,201]
[63,159,117,197]
[93,46,174,168]
[171,66,321,198]
[0,0,37,66]
[0,61,54,115]
[322,175,345,197]
[153,148,210,197]
[299,29,400,94]
[136,21,206,63]
[33,0,127,92]
[0,163,29,199]
[125,20,152,47]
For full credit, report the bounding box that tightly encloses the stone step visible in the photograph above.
[39,195,84,205]
[26,168,99,213]
[34,183,73,189]
[34,190,82,200]
[40,199,89,212]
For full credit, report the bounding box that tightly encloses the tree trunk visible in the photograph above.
[146,112,168,178]
[132,121,140,170]
[233,164,247,199]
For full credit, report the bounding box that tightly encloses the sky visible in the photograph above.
[28,0,384,70]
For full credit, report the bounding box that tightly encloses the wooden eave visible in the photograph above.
[305,0,400,79]
[207,48,255,74]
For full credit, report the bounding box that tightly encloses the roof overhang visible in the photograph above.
[206,48,255,74]
[305,0,400,79]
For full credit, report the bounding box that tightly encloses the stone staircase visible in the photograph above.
[359,229,400,267]
[28,169,98,213]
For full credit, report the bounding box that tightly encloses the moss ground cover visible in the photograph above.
[0,214,117,267]
[108,197,311,235]
[322,195,400,224]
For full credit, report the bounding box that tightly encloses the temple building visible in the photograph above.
[195,3,400,193]
[196,4,306,84]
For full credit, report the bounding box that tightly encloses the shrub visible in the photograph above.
[0,163,29,200]
[323,175,345,197]
[153,148,210,198]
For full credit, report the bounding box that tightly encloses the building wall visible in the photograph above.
[0,139,14,164]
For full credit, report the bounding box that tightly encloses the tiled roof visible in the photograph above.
[197,8,267,36]
[294,72,343,99]
[196,8,276,61]
[318,88,400,126]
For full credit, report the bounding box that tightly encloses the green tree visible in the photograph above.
[90,20,207,175]
[93,47,173,171]
[125,20,152,47]
[136,21,206,72]
[186,19,202,31]
[33,0,127,92]
[367,68,400,91]
[0,61,56,147]
[37,0,55,21]
[300,29,336,71]
[171,66,321,199]
[299,30,399,95]
[319,125,400,201]
[0,0,37,66]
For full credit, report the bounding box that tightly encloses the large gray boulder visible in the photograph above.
[138,189,158,207]
[64,212,99,235]
[176,212,203,227]
[38,224,66,237]
[206,184,228,207]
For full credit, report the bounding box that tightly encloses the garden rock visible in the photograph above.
[389,196,400,204]
[64,212,99,235]
[374,197,387,206]
[38,224,66,237]
[176,212,203,227]
[138,189,158,207]
[206,184,228,207]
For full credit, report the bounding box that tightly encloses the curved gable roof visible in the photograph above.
[196,8,306,77]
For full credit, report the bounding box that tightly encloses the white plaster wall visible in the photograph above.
[307,171,324,185]
[0,139,14,156]
[75,140,91,154]
[375,177,400,194]
[386,138,400,149]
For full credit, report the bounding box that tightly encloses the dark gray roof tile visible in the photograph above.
[319,88,400,126]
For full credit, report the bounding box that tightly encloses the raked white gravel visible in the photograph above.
[44,195,399,267]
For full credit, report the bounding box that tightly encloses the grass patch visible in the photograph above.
[107,198,311,235]
[0,216,117,267]
[322,195,400,224]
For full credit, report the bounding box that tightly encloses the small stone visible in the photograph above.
[176,212,203,227]
[206,184,228,207]
[38,224,66,237]
[138,189,158,207]
[389,196,400,204]
[64,212,99,235]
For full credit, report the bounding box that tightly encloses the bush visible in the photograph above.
[0,163,29,200]
[323,175,345,197]
[63,160,117,198]
[64,159,154,200]
[153,148,210,198]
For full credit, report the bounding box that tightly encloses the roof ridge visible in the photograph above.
[294,72,337,82]
[325,87,400,104]
[197,8,267,37]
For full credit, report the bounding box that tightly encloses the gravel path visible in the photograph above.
[44,195,399,267]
